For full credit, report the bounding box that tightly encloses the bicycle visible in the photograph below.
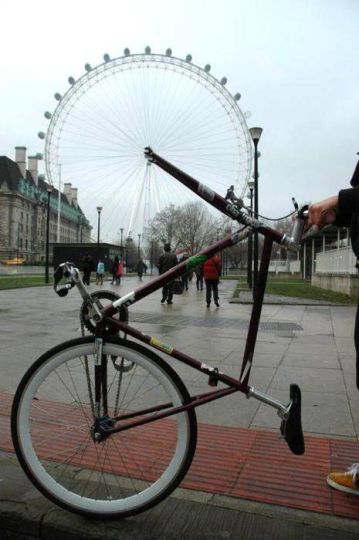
[11,148,308,519]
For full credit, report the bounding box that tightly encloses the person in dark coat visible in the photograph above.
[306,158,359,496]
[157,243,178,305]
[136,258,146,281]
[195,264,204,291]
[82,254,93,286]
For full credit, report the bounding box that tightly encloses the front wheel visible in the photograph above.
[11,337,197,519]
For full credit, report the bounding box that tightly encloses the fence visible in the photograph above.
[268,259,301,274]
[315,247,357,275]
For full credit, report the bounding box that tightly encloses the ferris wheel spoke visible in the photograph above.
[68,96,144,151]
[127,163,148,235]
[150,70,198,149]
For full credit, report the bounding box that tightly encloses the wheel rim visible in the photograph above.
[42,50,253,242]
[16,341,192,515]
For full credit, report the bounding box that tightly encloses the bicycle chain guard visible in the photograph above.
[280,384,305,455]
[80,291,128,336]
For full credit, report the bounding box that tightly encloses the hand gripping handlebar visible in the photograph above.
[281,199,309,249]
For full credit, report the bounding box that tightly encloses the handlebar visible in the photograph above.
[54,262,80,297]
[285,204,309,247]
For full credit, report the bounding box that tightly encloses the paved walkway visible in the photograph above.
[1,276,359,538]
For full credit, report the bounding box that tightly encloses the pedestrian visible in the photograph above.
[136,258,146,281]
[82,253,93,286]
[111,256,119,285]
[306,158,359,495]
[203,254,221,308]
[180,253,189,291]
[96,259,105,285]
[157,243,178,305]
[115,259,124,285]
[111,256,123,285]
[195,264,204,291]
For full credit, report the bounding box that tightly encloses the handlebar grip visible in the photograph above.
[290,205,309,245]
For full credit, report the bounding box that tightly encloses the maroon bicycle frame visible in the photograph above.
[97,150,286,435]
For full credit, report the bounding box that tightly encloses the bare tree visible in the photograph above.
[146,202,218,255]
[147,204,180,248]
[176,202,217,255]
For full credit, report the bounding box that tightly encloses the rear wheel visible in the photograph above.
[11,337,197,518]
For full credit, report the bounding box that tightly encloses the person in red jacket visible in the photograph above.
[203,255,221,308]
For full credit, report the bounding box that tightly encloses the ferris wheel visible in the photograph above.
[39,47,253,243]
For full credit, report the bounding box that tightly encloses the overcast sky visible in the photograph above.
[1,0,358,237]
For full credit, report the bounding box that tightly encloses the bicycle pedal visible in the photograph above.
[280,384,305,455]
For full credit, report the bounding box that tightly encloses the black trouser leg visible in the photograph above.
[205,280,211,305]
[213,281,219,303]
[167,282,173,302]
[162,284,168,301]
[355,296,359,390]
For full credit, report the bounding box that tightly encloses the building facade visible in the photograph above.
[0,147,92,263]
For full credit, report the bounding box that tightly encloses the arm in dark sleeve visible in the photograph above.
[335,187,359,227]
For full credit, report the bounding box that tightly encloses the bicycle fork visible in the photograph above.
[90,337,112,442]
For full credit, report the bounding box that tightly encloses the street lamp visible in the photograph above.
[138,233,141,258]
[249,126,263,298]
[120,227,124,261]
[45,186,53,284]
[246,178,255,289]
[96,206,102,259]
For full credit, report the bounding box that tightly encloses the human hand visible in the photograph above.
[305,195,338,231]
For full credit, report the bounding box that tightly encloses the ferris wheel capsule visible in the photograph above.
[220,77,227,85]
[124,48,130,56]
[234,93,241,101]
[54,93,62,101]
[84,63,92,72]
[38,131,46,139]
[204,64,211,72]
[103,53,111,62]
[185,54,192,62]
[44,111,52,119]
[165,48,172,56]
[145,46,151,54]
[68,76,76,85]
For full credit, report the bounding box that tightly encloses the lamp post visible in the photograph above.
[45,186,52,284]
[96,206,102,259]
[249,127,263,298]
[120,227,124,261]
[246,178,255,289]
[138,233,141,258]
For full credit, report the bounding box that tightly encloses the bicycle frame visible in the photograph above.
[60,149,302,438]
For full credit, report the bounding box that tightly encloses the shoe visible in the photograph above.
[167,300,173,305]
[327,463,359,495]
[206,303,210,308]
[161,298,166,304]
[215,302,220,307]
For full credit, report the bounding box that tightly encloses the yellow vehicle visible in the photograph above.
[1,257,25,265]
